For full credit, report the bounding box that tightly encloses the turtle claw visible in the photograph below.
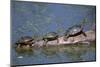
[63,37,68,41]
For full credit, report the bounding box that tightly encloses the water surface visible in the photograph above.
[11,42,96,66]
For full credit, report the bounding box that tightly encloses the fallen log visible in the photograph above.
[33,30,95,46]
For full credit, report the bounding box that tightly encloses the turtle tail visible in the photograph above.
[82,31,87,37]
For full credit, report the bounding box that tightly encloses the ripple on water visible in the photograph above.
[12,42,96,65]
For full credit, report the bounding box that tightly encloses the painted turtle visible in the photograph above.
[42,32,59,46]
[64,25,87,41]
[15,36,34,48]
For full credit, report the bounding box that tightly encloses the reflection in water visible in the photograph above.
[62,45,88,61]
[15,46,34,58]
[42,46,59,57]
[12,42,96,65]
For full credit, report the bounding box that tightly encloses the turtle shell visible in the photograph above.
[66,25,82,35]
[17,36,33,44]
[44,32,58,38]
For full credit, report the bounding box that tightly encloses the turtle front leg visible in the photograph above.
[57,38,59,44]
[17,44,21,48]
[64,35,69,41]
[43,39,48,47]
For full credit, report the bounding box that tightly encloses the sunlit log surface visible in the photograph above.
[58,30,95,45]
[33,30,95,46]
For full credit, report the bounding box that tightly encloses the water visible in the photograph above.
[11,42,96,66]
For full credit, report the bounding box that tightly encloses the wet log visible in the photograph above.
[33,30,95,46]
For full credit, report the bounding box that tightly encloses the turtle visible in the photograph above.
[42,32,59,46]
[64,25,87,41]
[15,36,35,48]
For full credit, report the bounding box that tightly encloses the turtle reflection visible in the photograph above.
[59,43,95,61]
[15,46,34,56]
[42,46,59,57]
[64,25,87,41]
